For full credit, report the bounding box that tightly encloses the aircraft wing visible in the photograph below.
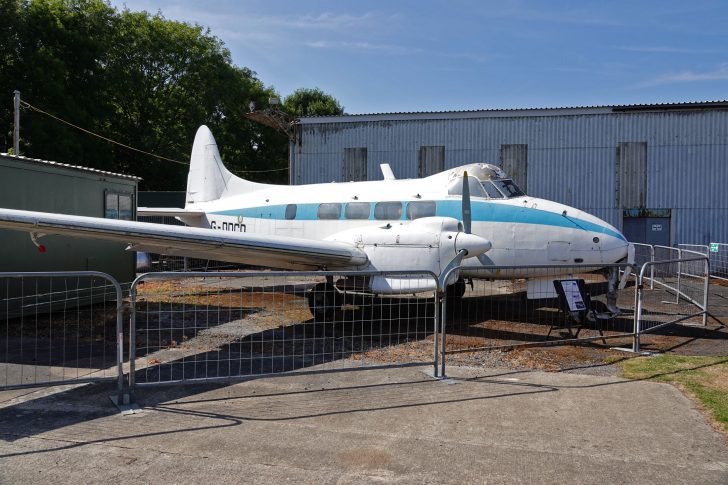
[0,208,369,270]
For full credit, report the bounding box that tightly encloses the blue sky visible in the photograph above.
[109,0,728,114]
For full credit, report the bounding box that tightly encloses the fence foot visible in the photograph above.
[109,393,142,415]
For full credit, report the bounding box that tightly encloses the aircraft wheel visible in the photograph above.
[446,278,466,301]
[308,282,340,321]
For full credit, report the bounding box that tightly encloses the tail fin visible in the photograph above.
[185,125,261,207]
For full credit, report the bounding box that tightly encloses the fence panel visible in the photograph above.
[634,256,709,351]
[129,271,438,388]
[632,243,654,267]
[677,244,708,256]
[436,264,636,375]
[0,272,123,396]
[709,243,728,281]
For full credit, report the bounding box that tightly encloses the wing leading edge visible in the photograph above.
[0,208,368,270]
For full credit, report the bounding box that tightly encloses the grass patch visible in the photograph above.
[618,355,728,433]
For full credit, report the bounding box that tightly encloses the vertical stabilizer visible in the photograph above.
[185,125,261,207]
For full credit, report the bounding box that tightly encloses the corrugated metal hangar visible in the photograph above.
[0,153,139,281]
[290,101,728,246]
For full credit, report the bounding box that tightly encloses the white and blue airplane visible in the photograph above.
[0,125,632,318]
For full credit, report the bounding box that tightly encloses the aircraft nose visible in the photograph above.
[595,221,630,262]
[455,232,492,257]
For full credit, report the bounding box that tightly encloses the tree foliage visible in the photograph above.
[283,88,344,117]
[0,0,338,188]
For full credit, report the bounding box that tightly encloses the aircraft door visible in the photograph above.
[622,217,670,246]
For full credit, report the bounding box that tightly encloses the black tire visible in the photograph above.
[446,278,466,301]
[307,282,340,321]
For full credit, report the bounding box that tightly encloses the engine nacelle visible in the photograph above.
[325,217,491,293]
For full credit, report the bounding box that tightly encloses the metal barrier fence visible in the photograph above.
[632,243,655,289]
[435,264,636,376]
[677,242,727,282]
[632,243,654,267]
[0,272,123,400]
[128,271,439,390]
[709,243,728,281]
[677,244,708,256]
[436,255,711,375]
[0,257,714,398]
[634,257,709,351]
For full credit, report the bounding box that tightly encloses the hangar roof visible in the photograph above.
[297,100,728,124]
[0,153,142,181]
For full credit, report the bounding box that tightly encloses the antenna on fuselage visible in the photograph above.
[380,163,396,181]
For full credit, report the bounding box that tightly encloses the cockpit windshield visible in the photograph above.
[480,182,504,198]
[480,179,525,198]
[491,179,525,198]
[446,164,526,199]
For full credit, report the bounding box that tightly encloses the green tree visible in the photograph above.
[0,1,341,188]
[2,0,116,159]
[283,87,344,117]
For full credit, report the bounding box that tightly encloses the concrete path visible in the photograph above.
[1,365,727,484]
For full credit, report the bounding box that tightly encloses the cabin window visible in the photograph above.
[345,202,371,219]
[406,201,436,220]
[285,204,297,220]
[374,202,402,220]
[317,203,341,219]
[492,179,525,198]
[105,191,133,220]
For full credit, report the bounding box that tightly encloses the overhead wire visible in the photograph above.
[19,100,288,174]
[20,100,188,166]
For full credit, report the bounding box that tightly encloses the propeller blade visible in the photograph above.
[462,171,472,234]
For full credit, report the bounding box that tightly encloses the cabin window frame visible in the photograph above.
[406,201,436,220]
[317,203,342,220]
[285,204,297,220]
[344,202,371,219]
[374,201,403,220]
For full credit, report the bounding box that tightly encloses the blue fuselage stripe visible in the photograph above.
[211,200,626,241]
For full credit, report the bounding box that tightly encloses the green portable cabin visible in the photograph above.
[0,153,140,316]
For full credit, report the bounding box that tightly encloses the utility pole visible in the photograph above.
[13,90,20,155]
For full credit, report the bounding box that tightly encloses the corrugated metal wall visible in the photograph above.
[291,109,728,244]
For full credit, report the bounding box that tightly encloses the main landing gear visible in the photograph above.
[445,278,467,301]
[307,281,342,321]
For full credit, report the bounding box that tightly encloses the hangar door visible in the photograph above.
[616,142,647,208]
[500,144,528,193]
[419,146,445,177]
[623,214,671,246]
[342,147,368,181]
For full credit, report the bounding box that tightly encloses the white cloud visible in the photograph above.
[638,63,728,87]
[618,46,713,54]
[304,40,490,64]
[492,3,627,27]
[305,40,421,56]
[251,12,386,31]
